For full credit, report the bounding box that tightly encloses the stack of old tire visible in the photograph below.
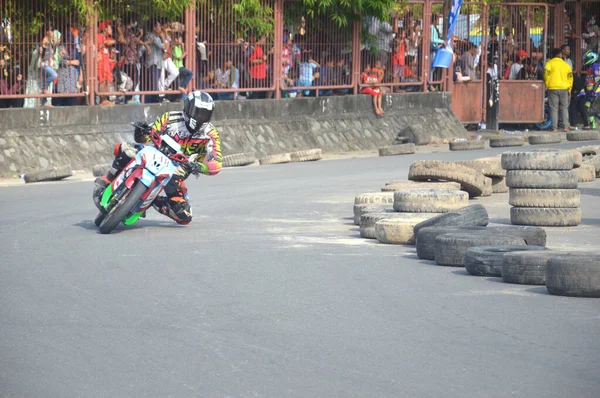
[502,150,581,227]
[374,186,470,245]
[575,145,600,179]
[355,181,464,243]
[408,160,493,197]
[455,156,508,194]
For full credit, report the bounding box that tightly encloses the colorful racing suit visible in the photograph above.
[585,62,600,128]
[101,111,222,224]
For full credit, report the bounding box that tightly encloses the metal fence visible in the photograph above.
[0,0,583,110]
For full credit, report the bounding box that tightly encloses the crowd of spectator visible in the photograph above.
[1,5,599,109]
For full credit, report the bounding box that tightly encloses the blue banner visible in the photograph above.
[446,0,464,44]
[432,0,464,69]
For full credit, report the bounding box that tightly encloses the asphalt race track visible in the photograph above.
[1,143,599,397]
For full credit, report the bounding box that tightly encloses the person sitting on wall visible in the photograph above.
[360,59,385,116]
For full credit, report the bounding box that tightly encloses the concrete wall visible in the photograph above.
[0,92,467,176]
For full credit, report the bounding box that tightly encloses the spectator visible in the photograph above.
[332,56,349,96]
[569,68,591,130]
[561,44,573,70]
[461,43,478,79]
[544,47,574,133]
[143,19,164,104]
[122,14,144,104]
[516,58,533,80]
[55,43,79,106]
[97,21,115,106]
[198,69,216,90]
[0,56,22,108]
[248,33,267,98]
[40,25,57,107]
[582,16,599,52]
[172,32,193,100]
[298,51,319,97]
[281,55,296,98]
[360,59,384,116]
[282,35,300,70]
[509,49,528,80]
[158,21,179,102]
[403,55,420,91]
[392,31,407,90]
[429,13,445,91]
[316,56,334,96]
[215,56,239,100]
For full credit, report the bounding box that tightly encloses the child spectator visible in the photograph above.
[392,30,407,90]
[360,60,385,116]
[215,56,239,100]
[316,56,334,96]
[172,32,194,100]
[298,51,319,97]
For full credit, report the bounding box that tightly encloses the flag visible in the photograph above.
[432,0,464,69]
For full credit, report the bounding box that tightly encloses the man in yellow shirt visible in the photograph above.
[544,48,574,132]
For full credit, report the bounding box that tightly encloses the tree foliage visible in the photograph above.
[302,0,398,27]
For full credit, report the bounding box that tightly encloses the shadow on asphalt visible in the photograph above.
[579,187,600,197]
[74,220,183,234]
[581,218,600,226]
[525,287,550,295]
[489,218,512,225]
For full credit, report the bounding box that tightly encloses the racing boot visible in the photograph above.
[152,197,192,225]
[93,173,114,212]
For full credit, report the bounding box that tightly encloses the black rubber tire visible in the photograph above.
[223,153,257,167]
[489,136,525,148]
[415,226,488,260]
[98,181,147,234]
[501,151,574,171]
[566,131,600,141]
[510,207,581,227]
[502,251,555,285]
[434,233,526,267]
[546,254,600,297]
[413,204,489,236]
[509,189,580,208]
[528,134,561,145]
[505,170,578,189]
[416,225,546,261]
[94,212,107,227]
[464,245,548,277]
[24,165,73,183]
[449,140,486,151]
[408,160,488,198]
[378,144,416,156]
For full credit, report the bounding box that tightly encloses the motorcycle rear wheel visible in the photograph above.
[99,181,147,234]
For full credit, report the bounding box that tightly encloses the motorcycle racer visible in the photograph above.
[93,90,222,225]
[584,50,600,128]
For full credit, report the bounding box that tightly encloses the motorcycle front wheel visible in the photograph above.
[99,181,147,234]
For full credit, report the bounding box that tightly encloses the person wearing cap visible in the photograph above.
[509,49,528,80]
[544,47,574,133]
